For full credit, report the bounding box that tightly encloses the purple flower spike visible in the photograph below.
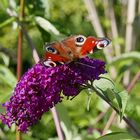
[0,57,106,132]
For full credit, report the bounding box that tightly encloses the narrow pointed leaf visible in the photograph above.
[35,16,60,35]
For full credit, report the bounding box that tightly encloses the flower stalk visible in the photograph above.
[16,0,25,139]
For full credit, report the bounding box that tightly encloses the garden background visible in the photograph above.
[0,0,140,140]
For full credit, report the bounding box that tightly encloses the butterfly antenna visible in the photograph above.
[75,62,96,69]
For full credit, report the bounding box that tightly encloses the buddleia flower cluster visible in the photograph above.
[0,57,106,132]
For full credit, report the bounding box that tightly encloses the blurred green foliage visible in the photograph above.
[0,0,140,140]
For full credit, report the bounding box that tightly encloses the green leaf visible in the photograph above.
[0,17,15,28]
[84,89,94,111]
[93,74,128,118]
[110,52,140,65]
[94,86,122,117]
[0,52,10,66]
[106,88,122,109]
[35,16,60,35]
[86,94,92,111]
[0,65,17,87]
[0,65,16,103]
[97,132,137,140]
[117,90,128,120]
[93,74,115,91]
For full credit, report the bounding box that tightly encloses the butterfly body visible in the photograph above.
[44,35,111,67]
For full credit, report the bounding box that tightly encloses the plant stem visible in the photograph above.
[16,0,25,140]
[17,29,23,80]
[103,0,121,56]
[22,28,64,140]
[101,70,140,135]
[51,107,64,140]
[127,71,140,92]
[16,127,22,140]
[88,84,140,137]
[123,0,136,86]
[21,27,40,62]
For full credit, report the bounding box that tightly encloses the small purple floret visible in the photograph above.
[0,57,106,132]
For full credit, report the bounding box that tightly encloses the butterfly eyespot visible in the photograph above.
[97,43,104,49]
[75,35,86,46]
[96,40,109,49]
[43,60,56,67]
[45,46,57,54]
